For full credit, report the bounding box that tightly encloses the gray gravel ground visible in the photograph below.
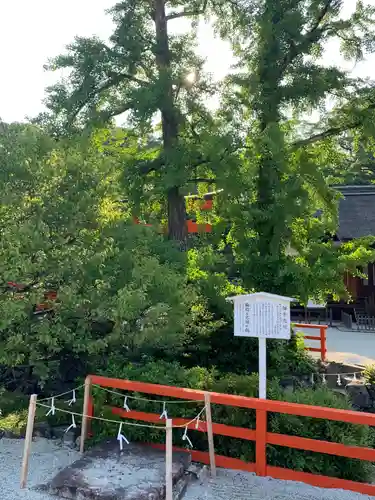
[1,437,373,500]
[183,469,374,500]
[0,437,80,500]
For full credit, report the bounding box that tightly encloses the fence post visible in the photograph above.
[255,408,267,477]
[87,395,94,437]
[204,392,216,477]
[80,376,92,453]
[20,394,37,489]
[165,419,173,500]
[320,326,327,362]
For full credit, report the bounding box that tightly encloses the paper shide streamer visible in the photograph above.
[160,402,168,420]
[66,390,76,407]
[65,414,77,433]
[182,426,193,448]
[46,397,56,416]
[123,396,131,412]
[117,423,130,450]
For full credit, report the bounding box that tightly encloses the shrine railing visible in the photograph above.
[294,323,327,362]
[82,374,375,497]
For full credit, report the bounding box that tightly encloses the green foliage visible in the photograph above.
[0,124,197,385]
[212,0,375,300]
[363,364,375,385]
[38,0,235,242]
[268,385,373,482]
[35,0,375,299]
[86,360,373,482]
[3,5,375,484]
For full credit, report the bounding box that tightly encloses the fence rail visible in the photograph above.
[294,323,327,361]
[355,311,375,331]
[85,374,375,497]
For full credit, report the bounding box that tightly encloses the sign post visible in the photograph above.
[258,337,267,399]
[226,292,294,399]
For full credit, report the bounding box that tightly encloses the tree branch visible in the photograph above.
[292,102,375,148]
[281,0,333,72]
[166,0,208,20]
[99,102,134,122]
[68,72,147,124]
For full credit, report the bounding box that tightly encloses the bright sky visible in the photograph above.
[0,0,374,123]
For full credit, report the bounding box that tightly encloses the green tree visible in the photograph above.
[0,123,197,384]
[40,0,234,246]
[213,0,375,298]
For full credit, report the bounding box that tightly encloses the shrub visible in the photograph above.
[0,127,198,388]
[85,360,373,483]
[363,364,375,385]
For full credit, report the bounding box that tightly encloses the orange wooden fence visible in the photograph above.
[85,374,375,496]
[294,323,327,361]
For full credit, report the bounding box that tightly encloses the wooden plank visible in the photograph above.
[295,323,328,330]
[320,326,327,361]
[267,466,375,497]
[267,433,375,461]
[90,375,206,402]
[80,376,92,453]
[303,335,321,340]
[20,394,37,489]
[305,347,323,353]
[256,409,267,476]
[165,419,173,500]
[205,392,216,477]
[111,407,375,462]
[110,407,256,441]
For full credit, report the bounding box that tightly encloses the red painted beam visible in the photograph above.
[110,407,256,441]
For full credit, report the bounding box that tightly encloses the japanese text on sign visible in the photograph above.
[234,300,291,339]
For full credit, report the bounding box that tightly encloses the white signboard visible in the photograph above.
[234,300,291,339]
[227,292,295,400]
[229,292,293,340]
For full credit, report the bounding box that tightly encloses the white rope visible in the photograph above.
[173,407,206,429]
[313,371,365,386]
[36,402,166,430]
[93,385,203,405]
[38,384,85,402]
[35,402,206,431]
[313,371,363,379]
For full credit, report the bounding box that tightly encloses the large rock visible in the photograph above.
[41,439,191,500]
[346,381,372,410]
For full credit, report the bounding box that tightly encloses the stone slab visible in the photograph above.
[41,440,191,500]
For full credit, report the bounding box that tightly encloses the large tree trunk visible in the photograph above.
[253,6,285,290]
[154,0,188,245]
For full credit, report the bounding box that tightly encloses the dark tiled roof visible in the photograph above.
[334,185,375,240]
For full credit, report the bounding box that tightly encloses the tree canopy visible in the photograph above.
[3,0,375,384]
